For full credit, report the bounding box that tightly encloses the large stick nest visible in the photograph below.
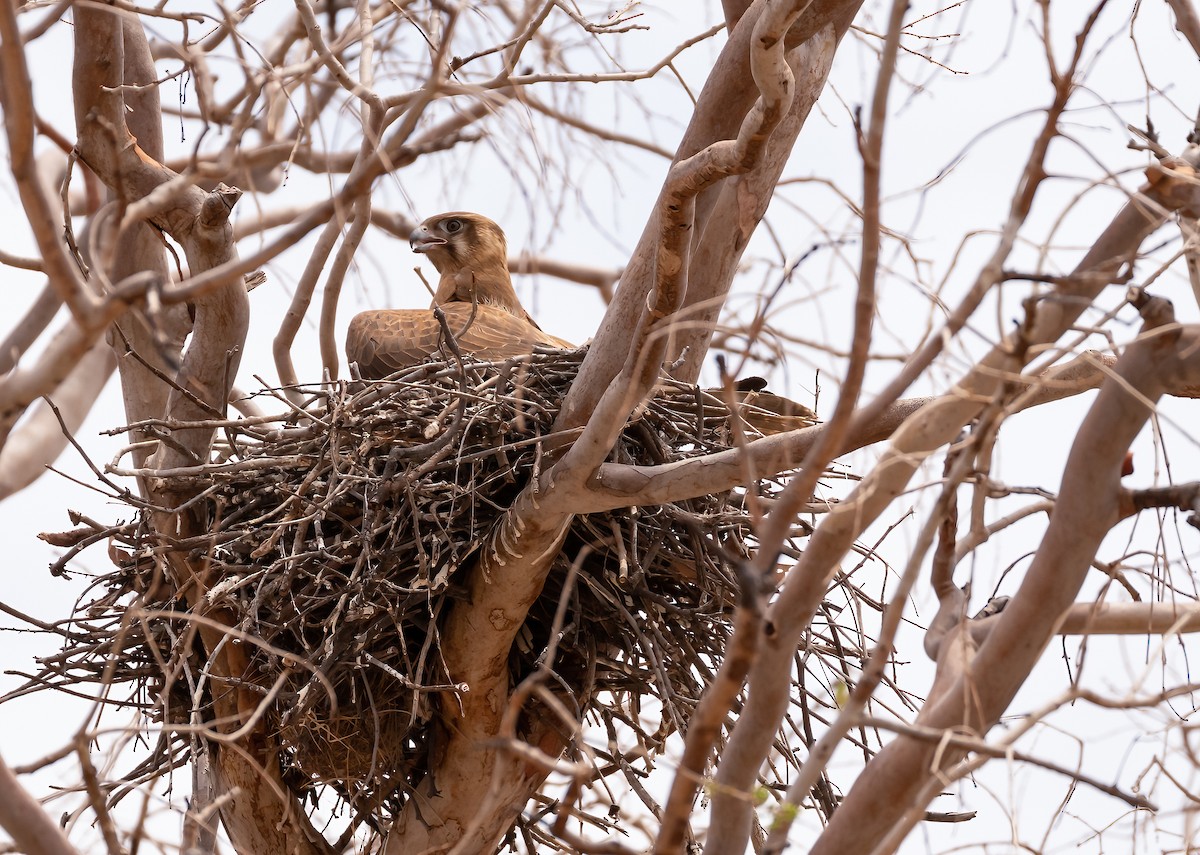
[23,350,884,843]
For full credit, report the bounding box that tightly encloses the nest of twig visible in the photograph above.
[25,349,882,840]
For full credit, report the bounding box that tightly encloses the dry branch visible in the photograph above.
[0,752,79,855]
[558,0,864,432]
[387,3,861,847]
[1057,601,1200,634]
[0,344,116,501]
[554,0,825,494]
[19,352,880,853]
[811,297,1200,852]
[0,1,92,324]
[708,132,1200,855]
[669,22,844,383]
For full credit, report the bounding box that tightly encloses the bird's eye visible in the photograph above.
[444,218,464,234]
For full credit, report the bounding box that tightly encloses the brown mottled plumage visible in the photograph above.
[729,376,819,435]
[346,212,572,379]
[734,389,819,435]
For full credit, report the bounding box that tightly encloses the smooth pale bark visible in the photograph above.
[71,8,310,854]
[0,320,116,443]
[1057,601,1200,634]
[671,10,860,384]
[552,0,818,492]
[705,150,1200,851]
[582,352,1126,513]
[107,16,190,470]
[556,0,864,432]
[0,1,92,324]
[385,494,572,852]
[0,752,79,855]
[810,307,1200,854]
[389,4,856,848]
[0,342,115,501]
[1166,0,1200,58]
[0,283,60,376]
[73,5,249,469]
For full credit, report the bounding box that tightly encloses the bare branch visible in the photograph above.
[0,320,118,444]
[656,564,765,852]
[553,0,820,493]
[811,297,1200,852]
[385,492,573,852]
[1,284,63,376]
[1057,601,1200,634]
[556,0,864,433]
[0,344,116,501]
[670,23,843,383]
[509,253,622,299]
[0,752,79,855]
[859,716,1154,810]
[73,5,249,468]
[713,80,1200,855]
[1166,0,1200,60]
[0,0,93,324]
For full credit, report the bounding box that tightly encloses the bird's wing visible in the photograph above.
[689,386,820,436]
[436,270,546,329]
[346,310,440,378]
[347,305,573,379]
[734,390,819,435]
[439,304,574,354]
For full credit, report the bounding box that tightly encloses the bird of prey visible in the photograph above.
[730,376,818,435]
[346,212,572,378]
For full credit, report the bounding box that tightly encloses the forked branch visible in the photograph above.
[812,296,1200,852]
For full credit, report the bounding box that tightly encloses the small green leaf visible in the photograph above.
[770,802,800,831]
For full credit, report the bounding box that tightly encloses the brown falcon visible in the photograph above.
[346,212,572,378]
[730,376,818,435]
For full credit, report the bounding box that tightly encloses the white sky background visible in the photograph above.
[2,1,1200,852]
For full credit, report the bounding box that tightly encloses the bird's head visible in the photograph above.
[409,212,508,276]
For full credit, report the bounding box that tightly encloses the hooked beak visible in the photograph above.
[409,226,445,254]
